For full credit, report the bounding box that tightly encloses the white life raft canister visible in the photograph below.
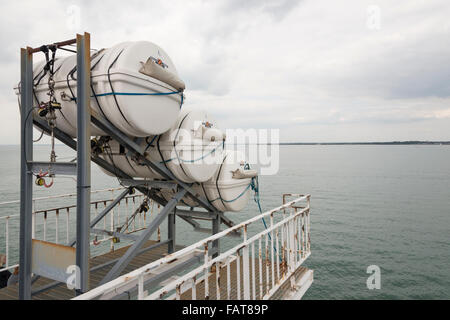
[98,109,226,183]
[158,150,258,212]
[148,109,226,183]
[15,41,184,138]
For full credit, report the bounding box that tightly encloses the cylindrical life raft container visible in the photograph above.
[158,150,258,212]
[15,41,184,137]
[98,109,226,183]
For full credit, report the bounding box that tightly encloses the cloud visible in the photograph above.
[0,0,449,144]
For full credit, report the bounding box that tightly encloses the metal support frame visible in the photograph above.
[90,111,217,213]
[19,47,33,300]
[176,209,216,221]
[75,32,91,295]
[18,32,239,298]
[31,162,77,176]
[99,189,188,285]
[211,214,220,258]
[68,188,131,247]
[32,117,167,207]
[120,179,177,190]
[19,33,99,299]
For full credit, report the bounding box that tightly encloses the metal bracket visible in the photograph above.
[91,229,139,242]
[30,161,77,176]
[176,209,217,221]
[120,179,177,190]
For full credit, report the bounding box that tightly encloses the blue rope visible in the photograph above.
[245,164,280,260]
[248,166,270,231]
[210,182,252,203]
[93,91,180,97]
[161,140,225,164]
[144,135,158,152]
[70,90,184,109]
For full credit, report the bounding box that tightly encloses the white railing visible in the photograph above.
[74,194,311,300]
[0,187,160,273]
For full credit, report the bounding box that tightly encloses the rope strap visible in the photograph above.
[69,90,184,109]
[93,91,182,97]
[161,140,225,164]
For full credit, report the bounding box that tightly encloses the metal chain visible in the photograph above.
[44,46,59,171]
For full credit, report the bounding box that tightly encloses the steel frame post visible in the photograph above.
[19,47,33,300]
[75,32,91,294]
[211,214,220,258]
[168,208,176,254]
[99,189,187,285]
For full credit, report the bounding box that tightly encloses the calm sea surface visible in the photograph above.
[0,145,449,299]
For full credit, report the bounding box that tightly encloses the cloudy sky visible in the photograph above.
[1,0,449,143]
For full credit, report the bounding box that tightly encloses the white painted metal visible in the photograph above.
[31,239,76,284]
[5,217,9,268]
[242,227,250,299]
[73,194,312,300]
[0,187,149,273]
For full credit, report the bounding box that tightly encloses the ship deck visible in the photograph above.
[0,240,182,300]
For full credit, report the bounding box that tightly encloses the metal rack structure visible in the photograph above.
[19,32,236,300]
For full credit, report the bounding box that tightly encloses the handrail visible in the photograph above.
[148,205,310,300]
[0,188,156,272]
[0,187,126,207]
[74,194,311,300]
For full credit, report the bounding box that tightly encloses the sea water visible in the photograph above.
[0,144,449,299]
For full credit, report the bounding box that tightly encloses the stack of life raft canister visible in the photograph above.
[21,41,258,212]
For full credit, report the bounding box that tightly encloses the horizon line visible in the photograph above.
[0,140,449,146]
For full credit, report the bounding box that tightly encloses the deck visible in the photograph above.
[0,240,182,300]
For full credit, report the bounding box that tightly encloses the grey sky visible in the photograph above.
[1,0,449,143]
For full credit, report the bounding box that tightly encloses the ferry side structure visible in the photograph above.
[13,32,313,300]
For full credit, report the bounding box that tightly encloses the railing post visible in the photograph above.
[32,200,36,239]
[242,225,250,299]
[19,46,33,300]
[75,32,91,295]
[204,243,209,299]
[288,212,295,273]
[138,274,144,300]
[270,213,275,288]
[5,218,9,268]
[168,208,176,253]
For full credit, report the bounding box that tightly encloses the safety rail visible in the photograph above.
[0,187,159,273]
[74,194,311,300]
